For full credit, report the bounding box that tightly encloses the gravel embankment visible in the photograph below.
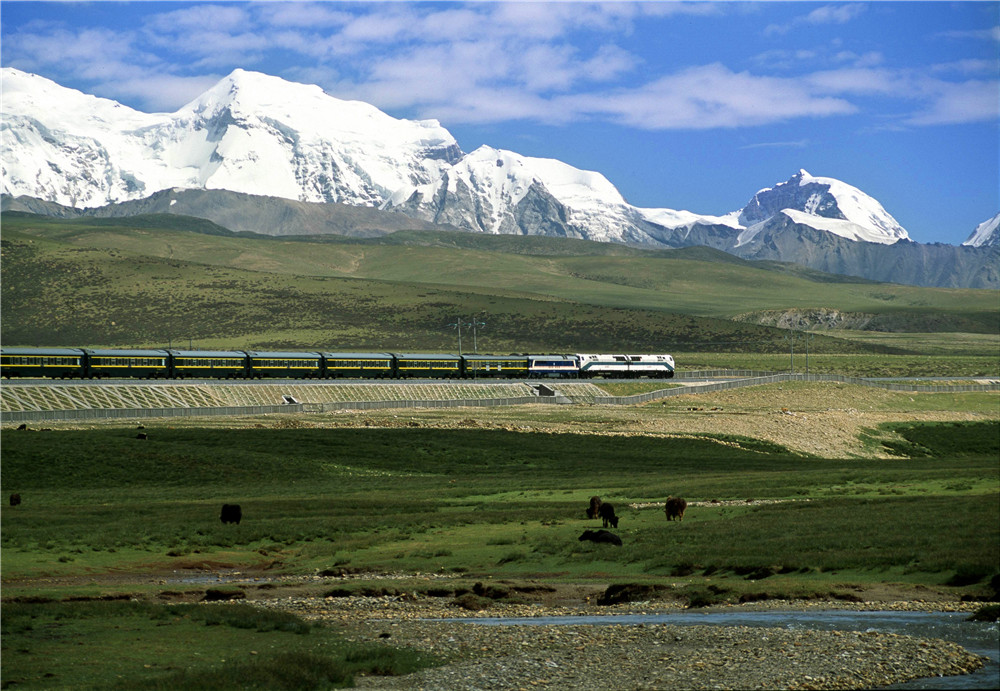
[263,596,988,690]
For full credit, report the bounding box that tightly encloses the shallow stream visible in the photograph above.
[446,610,999,690]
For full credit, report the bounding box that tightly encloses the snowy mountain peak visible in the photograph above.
[3,67,962,256]
[963,212,1000,248]
[739,170,909,245]
[1,67,462,208]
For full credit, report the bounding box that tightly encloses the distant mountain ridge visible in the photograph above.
[2,67,996,288]
[1,187,466,238]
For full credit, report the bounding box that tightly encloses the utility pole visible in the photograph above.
[803,332,814,375]
[448,318,463,355]
[467,317,486,354]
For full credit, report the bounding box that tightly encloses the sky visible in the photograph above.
[1,1,998,245]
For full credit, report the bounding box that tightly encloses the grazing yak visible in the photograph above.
[579,529,622,546]
[599,502,619,529]
[665,496,687,522]
[220,504,242,525]
[9,493,21,507]
[586,496,603,519]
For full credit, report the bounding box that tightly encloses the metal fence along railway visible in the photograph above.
[0,374,996,423]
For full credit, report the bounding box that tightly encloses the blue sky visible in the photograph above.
[2,1,998,245]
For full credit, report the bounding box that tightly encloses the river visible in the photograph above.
[445,610,999,690]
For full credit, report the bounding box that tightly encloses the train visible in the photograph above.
[0,347,675,380]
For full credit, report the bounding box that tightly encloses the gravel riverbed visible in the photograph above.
[262,596,989,690]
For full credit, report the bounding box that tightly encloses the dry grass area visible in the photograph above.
[284,382,997,459]
[18,382,996,459]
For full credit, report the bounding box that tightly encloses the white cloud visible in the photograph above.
[936,26,1000,42]
[739,140,810,150]
[834,51,884,68]
[557,64,857,130]
[905,78,1000,126]
[2,1,993,131]
[143,4,250,34]
[931,59,1000,76]
[254,2,353,29]
[806,67,903,96]
[98,74,223,113]
[805,67,1000,127]
[765,2,866,36]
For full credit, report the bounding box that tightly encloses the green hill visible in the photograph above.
[1,213,996,355]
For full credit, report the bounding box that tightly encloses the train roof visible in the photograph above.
[391,353,460,359]
[84,348,170,357]
[461,354,528,360]
[1,347,85,355]
[320,352,394,359]
[245,351,322,358]
[169,350,247,357]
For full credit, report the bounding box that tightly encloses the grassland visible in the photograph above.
[3,215,997,361]
[2,212,998,688]
[3,398,997,589]
[2,381,998,688]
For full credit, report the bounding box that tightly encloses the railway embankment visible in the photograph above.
[1,373,996,424]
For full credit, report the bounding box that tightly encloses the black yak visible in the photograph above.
[665,496,687,521]
[220,504,242,525]
[579,529,622,546]
[9,493,21,507]
[599,502,619,529]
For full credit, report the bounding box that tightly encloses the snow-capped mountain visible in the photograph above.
[963,213,1000,248]
[1,67,461,208]
[2,68,995,288]
[3,67,907,248]
[737,170,908,245]
[386,145,676,245]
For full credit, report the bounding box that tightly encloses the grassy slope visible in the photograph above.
[4,228,859,354]
[3,214,997,355]
[8,216,997,321]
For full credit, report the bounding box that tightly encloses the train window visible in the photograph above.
[3,356,79,366]
[330,359,389,368]
[181,358,242,367]
[256,359,318,368]
[99,357,164,367]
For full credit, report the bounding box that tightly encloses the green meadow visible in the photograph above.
[3,415,998,688]
[3,419,997,591]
